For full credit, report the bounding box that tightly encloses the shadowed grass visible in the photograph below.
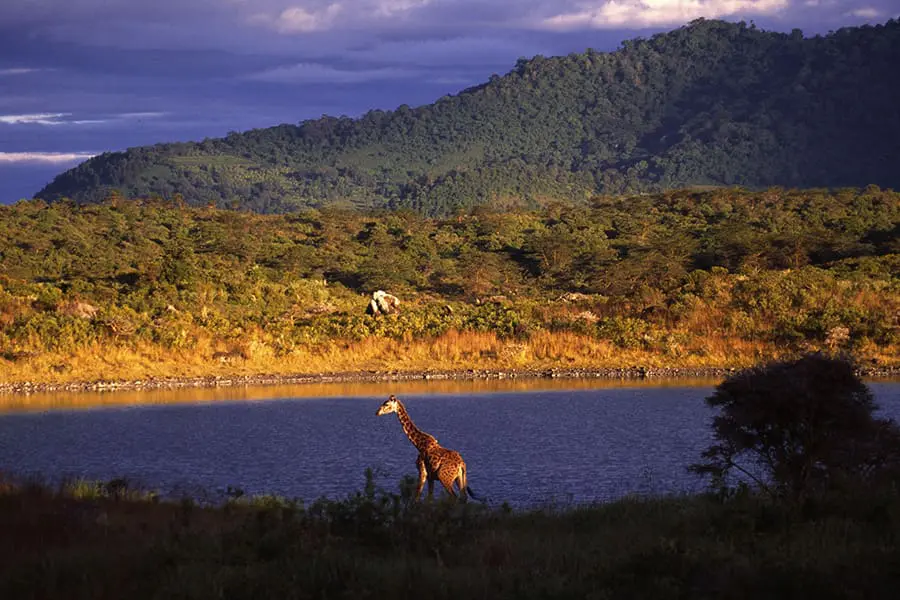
[1,471,899,599]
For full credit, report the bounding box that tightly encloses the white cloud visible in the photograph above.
[0,68,40,76]
[372,0,433,18]
[541,0,790,30]
[251,0,438,34]
[0,113,70,125]
[270,3,343,33]
[847,7,881,17]
[0,151,95,164]
[0,111,167,126]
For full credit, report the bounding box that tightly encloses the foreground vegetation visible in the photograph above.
[38,19,900,214]
[1,186,898,385]
[2,471,899,599]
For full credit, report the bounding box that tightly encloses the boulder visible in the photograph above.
[367,290,400,315]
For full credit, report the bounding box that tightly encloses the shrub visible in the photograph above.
[597,316,652,349]
[691,353,900,502]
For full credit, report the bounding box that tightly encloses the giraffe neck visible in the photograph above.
[395,401,436,452]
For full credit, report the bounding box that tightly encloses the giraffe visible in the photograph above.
[376,394,477,502]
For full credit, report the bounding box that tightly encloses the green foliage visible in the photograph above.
[464,304,524,338]
[0,188,897,359]
[597,316,653,349]
[692,354,900,501]
[35,19,900,216]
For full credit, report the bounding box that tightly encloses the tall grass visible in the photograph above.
[0,328,811,386]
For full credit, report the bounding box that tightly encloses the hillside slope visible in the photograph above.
[36,19,900,215]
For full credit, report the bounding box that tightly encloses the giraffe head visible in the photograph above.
[376,394,400,416]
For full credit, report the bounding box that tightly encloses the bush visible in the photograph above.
[597,316,652,349]
[691,353,900,501]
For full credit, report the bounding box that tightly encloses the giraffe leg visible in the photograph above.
[415,456,427,502]
[439,474,458,499]
[458,464,469,502]
[427,478,435,502]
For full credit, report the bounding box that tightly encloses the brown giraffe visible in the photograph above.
[376,394,477,502]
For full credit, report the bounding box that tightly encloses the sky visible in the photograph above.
[0,0,896,203]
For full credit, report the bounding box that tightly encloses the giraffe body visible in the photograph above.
[376,395,475,501]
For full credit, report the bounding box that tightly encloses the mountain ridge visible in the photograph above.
[36,18,900,216]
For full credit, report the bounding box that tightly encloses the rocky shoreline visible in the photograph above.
[2,364,898,395]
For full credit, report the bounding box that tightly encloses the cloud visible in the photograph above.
[847,7,881,17]
[0,68,41,76]
[540,0,790,31]
[372,0,434,18]
[268,3,344,33]
[247,62,419,83]
[0,151,95,164]
[250,1,436,34]
[115,111,167,119]
[3,1,895,55]
[0,113,71,125]
[0,111,168,127]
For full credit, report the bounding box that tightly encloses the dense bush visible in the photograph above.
[692,354,900,501]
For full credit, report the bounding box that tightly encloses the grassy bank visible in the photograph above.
[2,473,899,600]
[0,329,785,388]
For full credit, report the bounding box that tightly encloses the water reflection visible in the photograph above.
[0,376,723,414]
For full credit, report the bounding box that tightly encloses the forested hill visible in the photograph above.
[37,18,900,216]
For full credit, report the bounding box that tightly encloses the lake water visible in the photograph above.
[1,379,899,507]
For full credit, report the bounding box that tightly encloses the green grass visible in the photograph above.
[2,471,899,599]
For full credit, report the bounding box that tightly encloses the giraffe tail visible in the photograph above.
[466,485,480,501]
[460,464,481,501]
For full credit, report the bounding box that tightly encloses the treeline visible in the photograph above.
[36,19,900,216]
[0,187,897,380]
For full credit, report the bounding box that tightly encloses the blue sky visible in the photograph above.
[1,0,896,203]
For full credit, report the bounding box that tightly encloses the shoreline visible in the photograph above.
[2,364,899,396]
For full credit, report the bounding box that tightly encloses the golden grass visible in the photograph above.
[2,326,883,389]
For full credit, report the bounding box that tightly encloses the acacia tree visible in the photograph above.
[691,353,900,501]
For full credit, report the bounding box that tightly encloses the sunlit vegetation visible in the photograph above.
[0,186,897,384]
[36,19,900,215]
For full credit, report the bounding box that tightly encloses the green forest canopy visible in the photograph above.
[36,18,900,217]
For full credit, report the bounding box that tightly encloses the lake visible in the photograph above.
[1,378,898,507]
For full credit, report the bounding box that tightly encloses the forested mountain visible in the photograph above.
[37,18,900,216]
